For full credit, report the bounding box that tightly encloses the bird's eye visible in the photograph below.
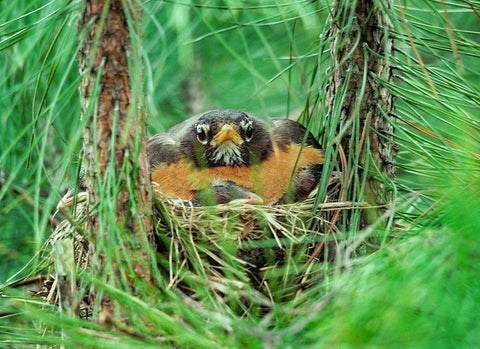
[244,123,254,141]
[196,124,209,144]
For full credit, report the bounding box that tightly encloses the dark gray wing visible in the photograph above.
[147,132,181,168]
[270,118,321,150]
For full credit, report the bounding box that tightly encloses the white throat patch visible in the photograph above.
[213,141,243,165]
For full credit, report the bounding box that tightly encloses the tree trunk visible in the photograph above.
[325,0,396,227]
[78,0,155,324]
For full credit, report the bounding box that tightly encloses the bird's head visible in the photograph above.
[183,110,273,167]
[195,180,264,206]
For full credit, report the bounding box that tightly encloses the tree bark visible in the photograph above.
[325,0,396,225]
[78,0,155,324]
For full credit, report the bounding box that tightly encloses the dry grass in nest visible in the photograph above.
[35,179,362,316]
[152,181,352,290]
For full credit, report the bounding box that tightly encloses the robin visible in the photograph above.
[58,109,323,209]
[56,172,88,210]
[190,180,263,206]
[148,109,324,205]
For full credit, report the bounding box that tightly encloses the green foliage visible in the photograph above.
[1,0,480,347]
[282,174,480,347]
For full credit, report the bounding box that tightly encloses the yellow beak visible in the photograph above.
[211,124,243,146]
[56,190,88,210]
[229,192,264,205]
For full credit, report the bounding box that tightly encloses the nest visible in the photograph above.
[33,203,93,319]
[153,182,344,282]
[35,179,354,317]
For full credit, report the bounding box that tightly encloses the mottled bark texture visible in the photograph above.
[78,0,155,323]
[325,0,396,220]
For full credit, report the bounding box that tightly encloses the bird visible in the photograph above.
[57,109,324,209]
[148,109,324,205]
[190,180,264,206]
[56,172,88,210]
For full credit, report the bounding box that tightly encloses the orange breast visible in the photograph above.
[258,144,323,203]
[151,144,323,204]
